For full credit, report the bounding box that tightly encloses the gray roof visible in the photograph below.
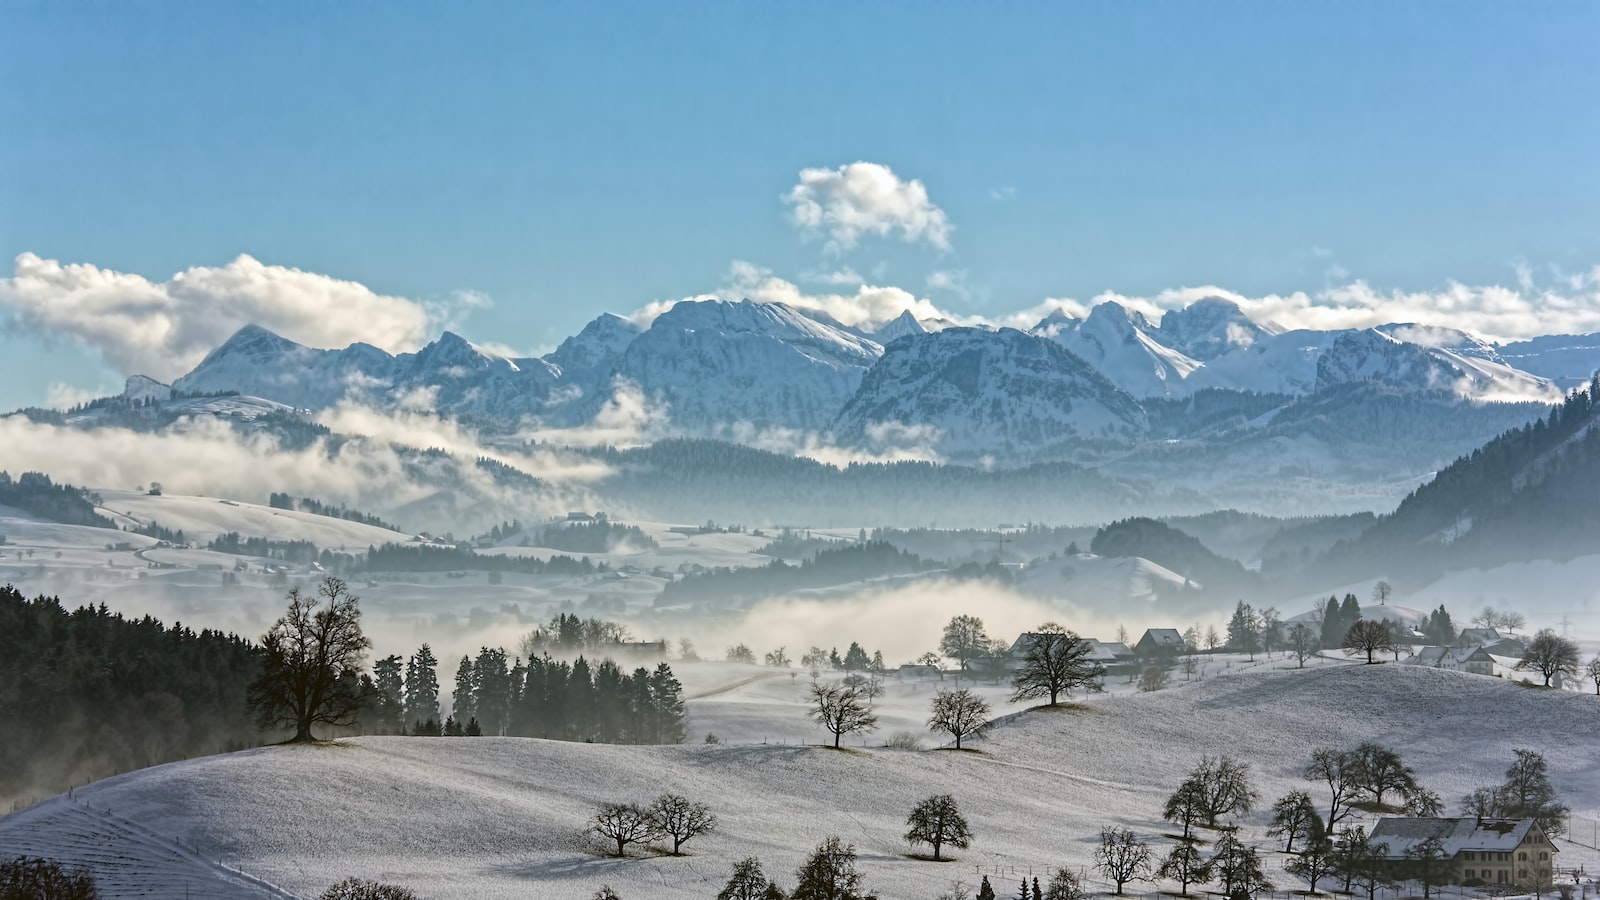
[1368,818,1550,859]
[1138,628,1186,647]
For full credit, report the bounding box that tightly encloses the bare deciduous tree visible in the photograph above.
[1343,621,1392,664]
[592,802,661,857]
[248,577,371,743]
[905,794,973,860]
[808,681,878,748]
[1516,629,1580,686]
[927,688,991,750]
[649,793,716,855]
[1010,626,1105,706]
[1094,827,1152,895]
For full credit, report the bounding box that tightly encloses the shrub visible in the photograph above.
[319,878,420,900]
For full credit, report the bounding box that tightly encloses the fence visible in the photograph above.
[1567,816,1600,851]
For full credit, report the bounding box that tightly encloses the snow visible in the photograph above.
[3,665,1596,899]
[95,489,413,549]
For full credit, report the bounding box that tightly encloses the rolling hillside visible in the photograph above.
[2,664,1595,899]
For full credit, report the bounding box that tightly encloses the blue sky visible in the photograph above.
[2,1,1597,408]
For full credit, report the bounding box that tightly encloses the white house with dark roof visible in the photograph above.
[1403,645,1494,676]
[1367,817,1557,887]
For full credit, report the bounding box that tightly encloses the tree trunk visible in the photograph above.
[933,840,941,860]
[292,721,314,742]
[833,731,840,749]
[615,837,625,856]
[1049,686,1059,705]
[955,733,962,750]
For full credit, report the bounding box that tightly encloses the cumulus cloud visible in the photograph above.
[784,162,953,251]
[0,252,483,381]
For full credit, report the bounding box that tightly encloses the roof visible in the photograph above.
[1457,627,1501,643]
[1404,646,1492,667]
[1368,818,1550,859]
[1137,628,1186,648]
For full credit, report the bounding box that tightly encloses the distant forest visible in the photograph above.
[268,492,404,533]
[657,540,940,607]
[0,471,113,529]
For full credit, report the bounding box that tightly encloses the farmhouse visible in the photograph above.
[1368,817,1557,888]
[1402,645,1495,676]
[1134,628,1186,662]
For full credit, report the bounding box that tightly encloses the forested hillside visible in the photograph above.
[1316,378,1600,584]
[0,472,114,528]
[0,586,263,808]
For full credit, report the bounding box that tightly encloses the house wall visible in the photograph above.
[1455,833,1556,887]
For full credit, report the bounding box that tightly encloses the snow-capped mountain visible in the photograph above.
[1033,301,1201,399]
[1496,333,1600,388]
[589,298,884,431]
[870,309,929,344]
[832,326,1147,457]
[1315,329,1556,400]
[172,325,561,416]
[543,312,643,387]
[1157,297,1276,362]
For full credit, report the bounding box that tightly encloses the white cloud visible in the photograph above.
[520,378,672,449]
[0,252,483,381]
[1081,268,1600,343]
[988,186,1017,201]
[720,262,978,332]
[45,382,114,410]
[715,419,944,468]
[784,161,952,251]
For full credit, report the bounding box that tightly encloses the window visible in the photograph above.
[1519,852,1528,861]
[1465,852,1475,861]
[1539,852,1548,860]
[1466,870,1476,879]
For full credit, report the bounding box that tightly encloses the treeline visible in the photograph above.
[0,472,113,528]
[585,438,1153,529]
[207,532,320,564]
[0,585,263,808]
[268,492,404,533]
[370,643,686,744]
[363,543,602,575]
[657,540,939,607]
[533,520,659,553]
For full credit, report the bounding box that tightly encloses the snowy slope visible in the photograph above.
[2,665,1595,899]
[597,298,883,431]
[96,489,413,548]
[1498,332,1600,388]
[1034,302,1202,399]
[1316,329,1556,401]
[834,327,1148,458]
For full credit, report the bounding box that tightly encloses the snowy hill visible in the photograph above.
[2,665,1594,899]
[833,327,1148,457]
[1314,329,1555,401]
[1157,297,1277,362]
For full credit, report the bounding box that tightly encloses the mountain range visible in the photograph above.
[25,295,1600,518]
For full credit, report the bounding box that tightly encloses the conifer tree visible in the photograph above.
[404,644,440,729]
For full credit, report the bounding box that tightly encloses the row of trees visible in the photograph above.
[246,580,687,746]
[804,624,1106,750]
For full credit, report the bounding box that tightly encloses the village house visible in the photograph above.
[1403,645,1495,676]
[1134,628,1186,663]
[1367,817,1558,888]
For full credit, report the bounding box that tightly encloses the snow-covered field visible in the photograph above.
[2,664,1596,900]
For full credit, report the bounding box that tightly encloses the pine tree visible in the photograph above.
[404,644,440,729]
[452,655,477,727]
[977,876,996,900]
[372,654,405,734]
